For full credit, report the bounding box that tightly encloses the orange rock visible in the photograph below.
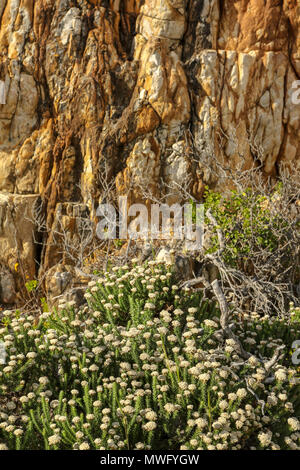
[0,0,298,299]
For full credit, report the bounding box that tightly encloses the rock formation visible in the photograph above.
[0,0,299,303]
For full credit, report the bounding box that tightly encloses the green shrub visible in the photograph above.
[0,262,299,450]
[202,185,299,276]
[25,280,38,294]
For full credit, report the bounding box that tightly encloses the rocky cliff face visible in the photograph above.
[0,0,299,303]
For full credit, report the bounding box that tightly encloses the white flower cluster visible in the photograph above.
[0,261,299,450]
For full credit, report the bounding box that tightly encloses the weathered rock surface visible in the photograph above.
[0,193,38,303]
[0,0,299,301]
[0,268,16,304]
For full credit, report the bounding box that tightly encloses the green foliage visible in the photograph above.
[202,185,291,269]
[113,239,125,249]
[0,262,299,450]
[25,280,38,294]
[40,298,49,313]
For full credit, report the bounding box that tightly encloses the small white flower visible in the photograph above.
[204,319,218,328]
[258,431,272,447]
[48,434,61,446]
[145,411,157,421]
[288,418,300,431]
[274,369,287,382]
[143,421,157,431]
[6,402,16,410]
[79,442,90,450]
[26,352,37,359]
[236,388,247,399]
[164,403,176,413]
[195,418,207,429]
[199,373,210,382]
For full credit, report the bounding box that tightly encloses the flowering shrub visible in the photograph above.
[0,262,299,450]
